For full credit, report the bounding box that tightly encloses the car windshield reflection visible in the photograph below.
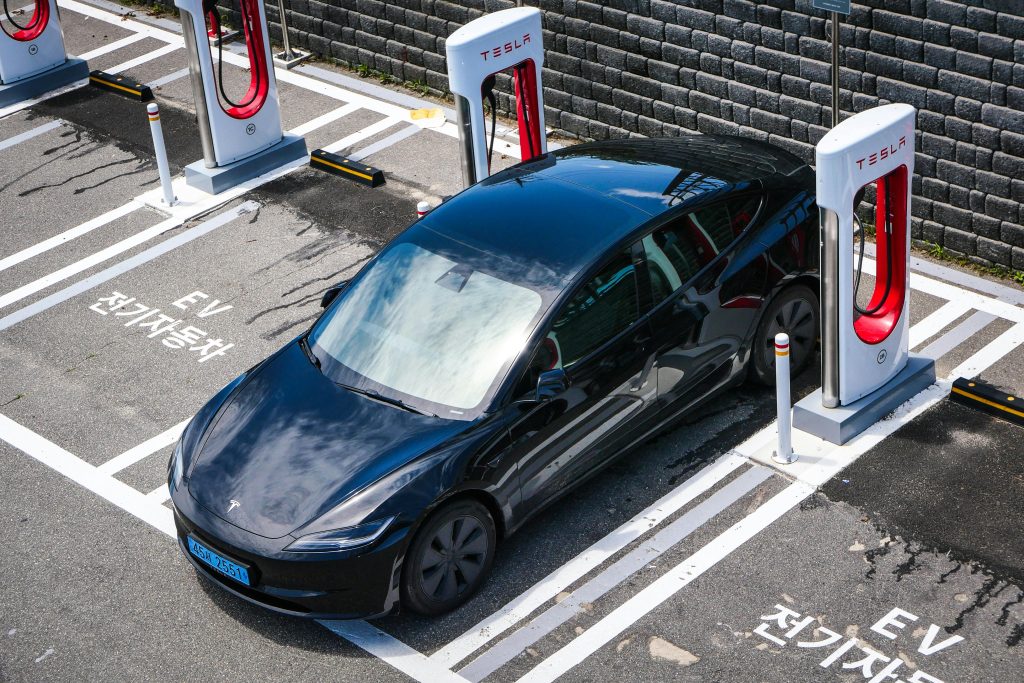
[309,241,543,419]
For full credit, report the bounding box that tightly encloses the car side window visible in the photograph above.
[548,249,639,369]
[643,195,761,304]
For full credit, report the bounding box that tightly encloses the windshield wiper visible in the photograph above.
[340,384,437,418]
[299,336,321,370]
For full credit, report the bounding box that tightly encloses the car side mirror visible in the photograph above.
[320,280,349,309]
[535,368,568,402]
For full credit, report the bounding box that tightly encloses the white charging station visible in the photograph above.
[0,0,88,108]
[445,7,546,187]
[793,104,935,445]
[175,0,305,194]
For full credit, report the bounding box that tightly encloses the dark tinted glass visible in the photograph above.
[643,194,761,303]
[550,250,639,368]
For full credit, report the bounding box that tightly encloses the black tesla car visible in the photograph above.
[170,135,819,618]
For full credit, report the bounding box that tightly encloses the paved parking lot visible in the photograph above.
[2,2,1023,681]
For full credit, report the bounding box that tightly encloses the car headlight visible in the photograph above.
[168,440,184,493]
[284,516,395,553]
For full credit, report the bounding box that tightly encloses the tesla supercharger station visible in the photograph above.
[174,0,305,194]
[445,7,546,187]
[793,103,935,445]
[0,0,88,108]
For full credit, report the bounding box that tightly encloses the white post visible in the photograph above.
[147,103,176,207]
[772,332,796,465]
[416,201,431,219]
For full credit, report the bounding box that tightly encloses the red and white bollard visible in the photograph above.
[416,201,431,219]
[147,103,176,207]
[772,332,796,465]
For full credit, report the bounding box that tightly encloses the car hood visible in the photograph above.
[187,341,466,539]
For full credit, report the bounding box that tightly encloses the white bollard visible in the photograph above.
[147,103,176,207]
[772,332,796,465]
[416,201,431,219]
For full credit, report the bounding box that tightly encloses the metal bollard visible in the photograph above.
[273,0,309,69]
[416,201,431,219]
[772,332,796,464]
[276,0,296,60]
[147,103,176,207]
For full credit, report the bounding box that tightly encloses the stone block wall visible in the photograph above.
[233,0,1024,269]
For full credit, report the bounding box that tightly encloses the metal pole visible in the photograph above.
[831,11,840,127]
[821,208,841,408]
[455,94,479,187]
[147,103,176,207]
[276,0,295,60]
[772,333,796,465]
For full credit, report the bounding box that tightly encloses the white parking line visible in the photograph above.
[909,300,972,350]
[147,67,190,89]
[347,124,421,162]
[0,78,88,119]
[0,200,143,273]
[319,620,470,683]
[516,480,816,683]
[866,242,1024,308]
[493,307,1024,680]
[0,119,64,153]
[0,210,203,311]
[459,465,773,681]
[0,202,258,331]
[76,32,148,61]
[289,102,361,137]
[321,117,404,154]
[862,257,1024,324]
[107,43,181,75]
[519,323,1024,682]
[147,483,170,503]
[0,413,175,536]
[949,323,1024,380]
[919,311,998,362]
[62,0,524,159]
[97,418,189,475]
[431,453,749,668]
[25,7,1024,682]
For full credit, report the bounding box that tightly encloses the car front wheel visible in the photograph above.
[401,499,496,616]
[750,284,819,385]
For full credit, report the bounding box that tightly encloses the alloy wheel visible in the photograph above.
[418,515,488,602]
[763,297,817,371]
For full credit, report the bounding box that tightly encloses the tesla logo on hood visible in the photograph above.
[227,499,241,513]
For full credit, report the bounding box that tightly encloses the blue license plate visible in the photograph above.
[187,536,251,586]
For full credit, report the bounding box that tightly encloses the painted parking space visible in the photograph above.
[2,1,1024,681]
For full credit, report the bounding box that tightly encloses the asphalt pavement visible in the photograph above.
[1,2,1023,681]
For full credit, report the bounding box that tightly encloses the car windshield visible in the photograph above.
[309,241,543,418]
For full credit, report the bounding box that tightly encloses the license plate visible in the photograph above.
[187,536,251,586]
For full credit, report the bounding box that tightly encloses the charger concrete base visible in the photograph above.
[184,134,307,195]
[0,58,89,108]
[793,354,936,445]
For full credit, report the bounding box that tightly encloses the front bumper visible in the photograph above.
[173,506,405,620]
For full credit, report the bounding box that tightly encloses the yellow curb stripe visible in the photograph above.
[90,76,144,97]
[311,156,373,181]
[951,386,1024,419]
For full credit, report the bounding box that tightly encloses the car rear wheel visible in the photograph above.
[750,284,819,386]
[401,499,496,616]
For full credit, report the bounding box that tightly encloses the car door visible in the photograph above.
[643,194,767,417]
[504,245,658,514]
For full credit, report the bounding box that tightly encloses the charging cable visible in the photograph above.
[208,0,262,110]
[2,0,43,39]
[853,177,894,316]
